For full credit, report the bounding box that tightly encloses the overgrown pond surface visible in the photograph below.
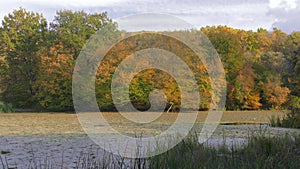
[0,111,299,168]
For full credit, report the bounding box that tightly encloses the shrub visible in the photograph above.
[0,102,14,113]
[290,96,300,109]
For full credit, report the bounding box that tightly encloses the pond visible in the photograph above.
[0,111,298,168]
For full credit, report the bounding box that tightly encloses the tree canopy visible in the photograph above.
[0,8,299,111]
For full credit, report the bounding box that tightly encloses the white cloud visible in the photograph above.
[268,0,300,33]
[0,0,298,33]
[269,0,297,9]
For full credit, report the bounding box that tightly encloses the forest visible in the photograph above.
[0,8,299,112]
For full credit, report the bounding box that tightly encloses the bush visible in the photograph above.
[0,102,14,113]
[290,96,300,109]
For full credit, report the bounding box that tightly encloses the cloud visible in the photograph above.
[269,0,297,9]
[267,0,300,33]
[1,0,298,33]
[105,0,273,31]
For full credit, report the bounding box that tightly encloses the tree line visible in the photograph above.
[0,8,299,111]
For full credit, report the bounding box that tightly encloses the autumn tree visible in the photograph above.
[260,75,290,109]
[227,65,261,110]
[33,43,74,111]
[0,8,299,111]
[95,32,210,112]
[256,28,273,51]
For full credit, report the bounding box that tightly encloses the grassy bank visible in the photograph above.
[270,109,300,128]
[148,130,300,169]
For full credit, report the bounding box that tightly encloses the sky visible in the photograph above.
[0,0,299,33]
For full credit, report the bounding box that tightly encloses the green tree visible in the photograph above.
[50,10,117,59]
[271,28,288,52]
[285,32,300,97]
[0,8,47,108]
[32,10,117,111]
[259,51,289,77]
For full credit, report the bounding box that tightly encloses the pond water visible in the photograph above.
[0,125,299,169]
[0,112,298,168]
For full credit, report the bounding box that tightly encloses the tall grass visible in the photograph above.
[148,130,300,169]
[270,109,300,128]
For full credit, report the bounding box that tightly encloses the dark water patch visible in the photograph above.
[0,151,10,155]
[220,122,269,125]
